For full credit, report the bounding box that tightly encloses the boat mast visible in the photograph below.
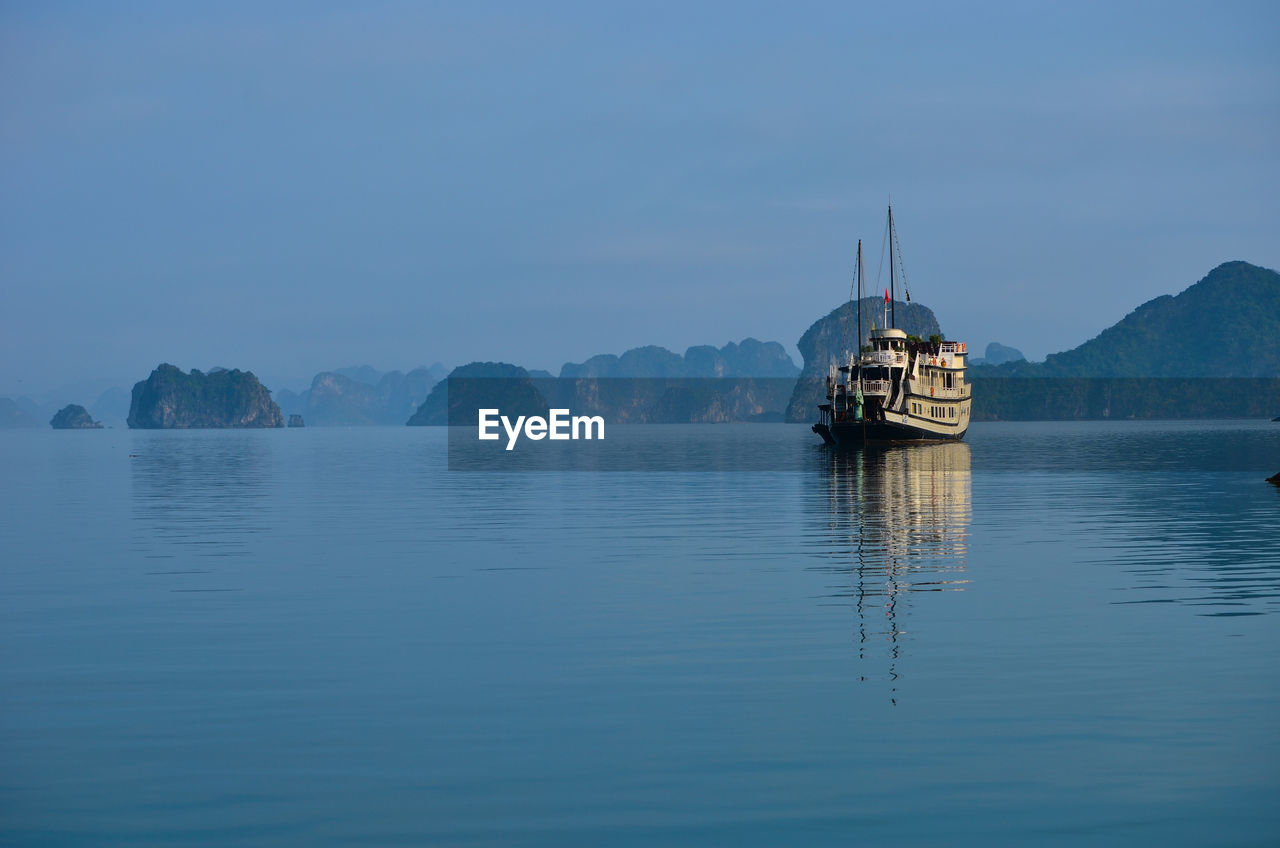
[888,204,896,328]
[855,239,863,360]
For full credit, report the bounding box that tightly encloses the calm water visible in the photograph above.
[2,421,1278,846]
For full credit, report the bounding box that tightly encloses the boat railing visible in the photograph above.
[926,386,969,399]
[865,351,906,365]
[939,342,962,355]
[861,379,890,395]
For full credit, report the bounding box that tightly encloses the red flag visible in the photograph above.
[884,288,890,304]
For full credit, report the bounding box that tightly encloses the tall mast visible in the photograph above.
[888,204,896,328]
[855,239,863,358]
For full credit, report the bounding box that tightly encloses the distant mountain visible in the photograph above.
[128,364,284,429]
[2,377,125,424]
[333,365,386,386]
[785,298,942,422]
[560,339,799,379]
[407,356,796,426]
[0,398,40,428]
[276,366,443,425]
[562,345,686,379]
[683,338,800,378]
[90,387,132,423]
[546,339,799,423]
[407,362,545,426]
[272,388,306,418]
[376,368,443,424]
[15,396,50,422]
[330,363,449,387]
[976,261,1280,378]
[299,372,384,425]
[968,262,1280,420]
[969,342,1025,366]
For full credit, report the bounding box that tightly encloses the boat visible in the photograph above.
[813,205,972,445]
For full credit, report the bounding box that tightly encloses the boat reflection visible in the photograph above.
[811,442,971,701]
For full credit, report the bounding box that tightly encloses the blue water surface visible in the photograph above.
[2,421,1278,846]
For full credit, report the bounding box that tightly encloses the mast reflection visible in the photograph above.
[812,442,972,702]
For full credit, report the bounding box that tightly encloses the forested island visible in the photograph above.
[50,404,102,429]
[400,261,1278,426]
[127,365,283,429]
[967,261,1280,420]
[7,262,1276,429]
[408,341,800,426]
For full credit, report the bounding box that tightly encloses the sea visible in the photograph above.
[2,421,1278,846]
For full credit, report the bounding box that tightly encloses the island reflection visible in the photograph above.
[130,432,273,563]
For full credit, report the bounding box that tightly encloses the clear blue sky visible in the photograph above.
[2,1,1277,394]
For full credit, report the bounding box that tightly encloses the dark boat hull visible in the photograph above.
[813,419,966,446]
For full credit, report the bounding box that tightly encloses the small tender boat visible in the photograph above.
[813,205,972,445]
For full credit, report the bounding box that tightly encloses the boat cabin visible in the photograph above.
[868,328,908,352]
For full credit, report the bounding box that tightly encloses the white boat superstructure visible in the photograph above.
[814,205,973,445]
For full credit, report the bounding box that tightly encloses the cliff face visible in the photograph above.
[127,364,284,429]
[50,404,102,429]
[406,363,793,426]
[275,367,441,425]
[407,362,545,426]
[304,372,380,425]
[970,342,1025,366]
[784,298,942,422]
[682,339,800,379]
[559,338,799,379]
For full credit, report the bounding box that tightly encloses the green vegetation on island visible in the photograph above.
[407,354,798,426]
[785,298,942,422]
[18,263,1278,429]
[50,404,103,429]
[969,261,1280,420]
[127,364,284,429]
[561,338,800,379]
[975,262,1280,379]
[408,362,547,426]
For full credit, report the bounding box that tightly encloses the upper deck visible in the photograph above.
[861,330,968,369]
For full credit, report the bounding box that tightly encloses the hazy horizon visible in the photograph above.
[3,1,1277,398]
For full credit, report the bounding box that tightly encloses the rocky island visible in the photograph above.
[275,366,443,426]
[50,404,103,429]
[968,261,1280,420]
[407,343,801,426]
[784,298,942,422]
[127,364,284,429]
[407,362,546,426]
